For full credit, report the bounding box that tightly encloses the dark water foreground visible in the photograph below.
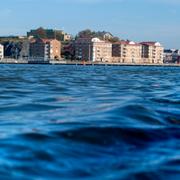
[0,65,179,180]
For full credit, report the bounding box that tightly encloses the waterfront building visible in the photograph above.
[0,44,4,60]
[0,36,28,59]
[20,37,35,60]
[172,49,180,64]
[20,40,30,60]
[164,49,174,63]
[75,37,112,62]
[112,41,164,64]
[29,38,61,60]
[140,42,164,64]
[164,49,180,64]
[112,41,142,63]
[62,42,75,60]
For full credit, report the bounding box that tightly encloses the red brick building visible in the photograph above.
[30,38,61,60]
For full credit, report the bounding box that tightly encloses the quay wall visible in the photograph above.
[0,58,179,67]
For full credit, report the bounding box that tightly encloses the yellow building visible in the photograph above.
[112,41,164,64]
[112,41,142,63]
[141,42,164,64]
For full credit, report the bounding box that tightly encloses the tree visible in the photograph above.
[76,29,120,42]
[109,36,120,43]
[77,29,94,38]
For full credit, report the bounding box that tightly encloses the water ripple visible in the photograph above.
[0,65,179,179]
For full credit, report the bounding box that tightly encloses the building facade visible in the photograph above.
[75,37,112,62]
[112,41,164,64]
[20,37,35,60]
[0,44,4,60]
[30,38,61,60]
[164,49,180,64]
[112,41,142,63]
[141,42,164,64]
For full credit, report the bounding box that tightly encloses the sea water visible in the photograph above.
[0,65,179,179]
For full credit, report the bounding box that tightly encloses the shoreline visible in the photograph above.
[0,59,180,67]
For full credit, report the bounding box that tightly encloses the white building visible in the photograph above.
[0,44,4,60]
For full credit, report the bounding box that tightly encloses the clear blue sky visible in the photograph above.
[0,0,180,48]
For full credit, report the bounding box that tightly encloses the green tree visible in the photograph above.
[77,29,94,38]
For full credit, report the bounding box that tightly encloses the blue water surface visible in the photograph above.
[0,65,179,180]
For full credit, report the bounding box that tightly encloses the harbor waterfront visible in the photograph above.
[52,61,180,67]
[0,28,179,65]
[0,64,179,179]
[0,58,180,66]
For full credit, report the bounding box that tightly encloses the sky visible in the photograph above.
[0,0,180,48]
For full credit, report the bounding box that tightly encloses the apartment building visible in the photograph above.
[112,41,164,64]
[20,37,35,60]
[0,44,4,60]
[30,38,61,60]
[112,41,142,63]
[75,37,112,62]
[141,42,164,64]
[164,49,180,63]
